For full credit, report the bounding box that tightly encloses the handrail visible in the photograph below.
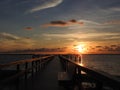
[59,55,120,89]
[0,55,52,69]
[0,55,54,85]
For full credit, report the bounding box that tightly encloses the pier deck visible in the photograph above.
[1,55,120,90]
[19,56,65,90]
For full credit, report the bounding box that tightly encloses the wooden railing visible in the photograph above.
[0,55,54,86]
[59,55,120,90]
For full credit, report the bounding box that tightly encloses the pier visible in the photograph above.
[0,54,120,90]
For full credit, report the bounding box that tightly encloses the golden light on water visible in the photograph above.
[79,63,84,66]
[75,54,84,66]
[79,55,84,66]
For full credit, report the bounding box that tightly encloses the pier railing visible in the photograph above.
[59,55,120,90]
[0,55,54,86]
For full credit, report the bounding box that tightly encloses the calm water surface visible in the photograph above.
[82,54,120,76]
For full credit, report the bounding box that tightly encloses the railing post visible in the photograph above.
[17,64,20,72]
[65,60,68,72]
[35,61,38,72]
[16,64,20,90]
[31,61,34,76]
[72,66,82,90]
[38,60,41,70]
[25,62,28,80]
[75,55,77,62]
[41,59,43,69]
[40,59,42,70]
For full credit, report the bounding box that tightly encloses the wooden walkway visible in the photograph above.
[19,56,65,90]
[1,54,120,90]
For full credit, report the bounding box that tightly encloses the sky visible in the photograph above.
[0,0,120,54]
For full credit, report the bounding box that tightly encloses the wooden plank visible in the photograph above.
[58,72,71,81]
[58,72,73,86]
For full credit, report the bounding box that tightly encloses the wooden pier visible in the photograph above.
[0,54,120,90]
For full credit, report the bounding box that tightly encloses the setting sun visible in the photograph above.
[74,44,85,53]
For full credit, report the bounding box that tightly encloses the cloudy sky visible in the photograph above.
[0,0,120,54]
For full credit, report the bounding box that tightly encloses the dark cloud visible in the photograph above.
[25,27,33,30]
[92,44,120,54]
[99,45,120,52]
[50,21,67,25]
[5,47,67,53]
[98,49,103,51]
[111,45,117,47]
[42,19,84,27]
[69,19,77,23]
[115,46,120,51]
[107,47,114,51]
[96,46,103,48]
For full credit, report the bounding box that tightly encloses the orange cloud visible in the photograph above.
[42,19,84,27]
[25,27,33,30]
[69,19,77,23]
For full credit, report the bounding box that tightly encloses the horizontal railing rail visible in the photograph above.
[0,55,54,85]
[59,55,120,90]
[0,55,53,69]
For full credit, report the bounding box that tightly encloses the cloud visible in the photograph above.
[25,27,33,30]
[107,4,120,12]
[68,19,115,30]
[79,20,101,25]
[103,45,120,52]
[69,19,77,23]
[43,32,120,42]
[0,32,35,52]
[0,32,20,40]
[115,45,120,51]
[42,19,84,27]
[7,47,67,53]
[94,44,120,52]
[104,20,120,25]
[111,45,117,47]
[88,44,120,54]
[96,46,103,48]
[28,0,63,13]
[110,7,120,12]
[50,20,67,25]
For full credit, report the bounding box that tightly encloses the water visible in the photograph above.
[0,54,33,70]
[81,54,120,76]
[0,54,32,64]
[0,54,120,76]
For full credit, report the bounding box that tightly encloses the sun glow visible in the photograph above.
[74,44,85,53]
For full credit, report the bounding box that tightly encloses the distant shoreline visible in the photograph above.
[0,53,119,55]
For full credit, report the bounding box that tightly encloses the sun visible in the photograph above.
[74,44,85,53]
